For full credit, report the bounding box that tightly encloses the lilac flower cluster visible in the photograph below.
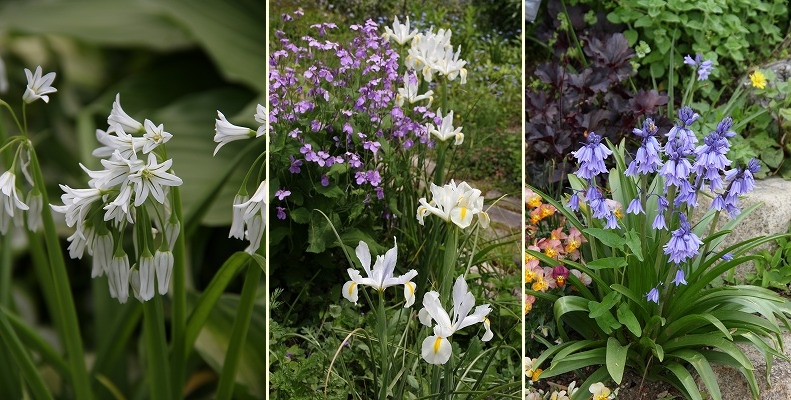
[269,13,438,218]
[684,54,714,81]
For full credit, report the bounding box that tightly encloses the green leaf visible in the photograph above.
[589,291,622,318]
[669,349,721,399]
[624,230,644,261]
[156,0,266,91]
[606,337,630,384]
[634,15,653,27]
[665,362,704,400]
[583,228,625,249]
[639,336,664,361]
[0,0,193,49]
[586,257,628,270]
[290,208,311,224]
[762,148,783,169]
[616,304,642,338]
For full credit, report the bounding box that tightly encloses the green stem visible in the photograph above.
[143,295,172,400]
[169,185,187,399]
[0,234,10,306]
[377,290,389,400]
[27,144,93,400]
[444,354,453,400]
[440,225,459,304]
[215,263,260,400]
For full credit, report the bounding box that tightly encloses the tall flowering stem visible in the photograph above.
[27,144,93,400]
[143,295,172,400]
[376,290,389,400]
[169,185,188,399]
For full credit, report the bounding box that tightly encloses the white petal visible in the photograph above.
[421,335,452,365]
[342,280,359,304]
[403,281,416,308]
[155,250,174,295]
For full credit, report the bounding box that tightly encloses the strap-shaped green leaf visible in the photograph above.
[668,349,721,400]
[665,361,704,400]
[585,257,627,270]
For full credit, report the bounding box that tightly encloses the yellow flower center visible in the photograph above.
[532,278,548,292]
[530,214,540,224]
[525,269,536,283]
[527,195,542,208]
[565,239,580,253]
[544,247,557,258]
[348,282,357,295]
[460,206,467,221]
[433,336,443,354]
[405,282,415,295]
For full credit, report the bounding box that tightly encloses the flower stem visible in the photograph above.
[169,186,187,399]
[143,295,172,400]
[440,225,459,303]
[377,290,389,400]
[27,144,93,400]
[215,263,260,400]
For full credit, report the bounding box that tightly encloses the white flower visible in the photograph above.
[233,181,267,254]
[416,180,488,229]
[0,172,29,230]
[51,185,103,233]
[435,46,467,84]
[229,194,249,240]
[341,238,418,307]
[213,110,254,156]
[108,94,144,134]
[154,250,174,295]
[419,275,492,365]
[25,189,43,232]
[164,220,179,251]
[383,16,418,45]
[254,104,267,138]
[396,71,433,107]
[104,181,135,224]
[23,66,57,104]
[589,382,612,400]
[128,153,183,206]
[92,233,113,278]
[427,109,463,144]
[133,253,156,302]
[108,252,131,303]
[142,119,172,154]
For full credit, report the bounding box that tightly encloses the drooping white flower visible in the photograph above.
[233,181,267,254]
[108,93,144,134]
[154,250,173,295]
[213,110,255,156]
[134,253,156,302]
[396,71,433,107]
[229,193,249,240]
[416,180,489,229]
[25,189,43,232]
[383,16,418,45]
[0,172,29,220]
[22,66,57,104]
[427,109,463,144]
[254,104,267,138]
[418,275,492,365]
[51,185,103,233]
[92,233,114,278]
[341,238,418,307]
[142,119,172,154]
[128,153,183,207]
[108,252,131,303]
[164,220,179,251]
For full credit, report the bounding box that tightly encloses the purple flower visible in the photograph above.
[724,158,759,200]
[275,189,291,201]
[672,269,687,286]
[659,153,692,189]
[666,106,699,158]
[693,116,734,190]
[572,132,613,179]
[568,192,580,211]
[684,54,714,81]
[722,253,733,261]
[652,212,667,230]
[276,206,287,220]
[646,287,659,303]
[626,118,663,176]
[321,175,329,187]
[627,197,644,215]
[663,213,703,264]
[289,156,302,174]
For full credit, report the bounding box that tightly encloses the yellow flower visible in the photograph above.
[750,70,767,89]
[527,195,542,208]
[565,239,580,253]
[525,301,533,314]
[544,246,557,258]
[525,268,536,283]
[530,214,541,224]
[532,278,548,292]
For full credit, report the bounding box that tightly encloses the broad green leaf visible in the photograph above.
[0,0,193,49]
[540,348,606,379]
[588,291,621,318]
[616,304,642,338]
[624,230,644,261]
[583,228,625,249]
[639,336,664,361]
[594,309,622,335]
[606,337,630,384]
[586,257,627,270]
[156,0,266,91]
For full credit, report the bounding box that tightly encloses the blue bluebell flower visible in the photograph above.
[646,287,660,303]
[684,54,714,81]
[672,269,687,286]
[627,197,644,215]
[663,213,703,264]
[572,132,612,180]
[626,118,663,177]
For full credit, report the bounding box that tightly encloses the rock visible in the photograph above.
[692,176,791,281]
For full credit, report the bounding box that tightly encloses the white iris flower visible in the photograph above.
[416,180,489,229]
[418,275,493,365]
[342,238,418,308]
[383,16,418,46]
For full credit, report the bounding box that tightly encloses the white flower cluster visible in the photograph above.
[384,17,466,145]
[52,94,182,303]
[0,65,58,234]
[214,105,267,254]
[416,180,490,229]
